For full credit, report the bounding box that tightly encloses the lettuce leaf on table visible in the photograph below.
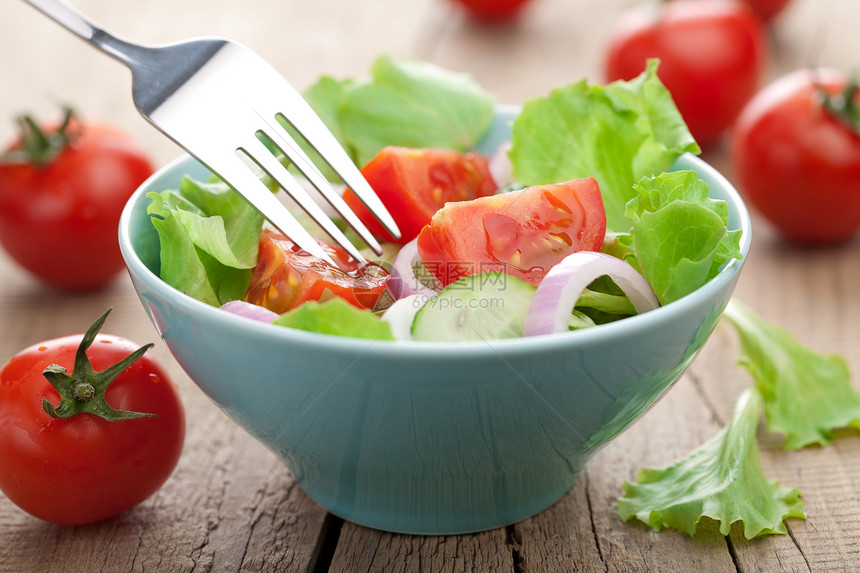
[619,300,860,539]
[723,300,860,450]
[618,388,806,539]
[508,59,699,232]
[146,177,262,307]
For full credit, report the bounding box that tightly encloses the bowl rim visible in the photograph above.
[119,143,751,360]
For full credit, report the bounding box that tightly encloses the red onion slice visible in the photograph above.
[523,251,659,336]
[390,238,441,300]
[220,300,279,323]
[382,294,427,340]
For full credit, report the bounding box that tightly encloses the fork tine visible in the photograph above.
[212,153,339,267]
[253,119,384,256]
[257,82,401,242]
[276,110,400,241]
[239,136,368,264]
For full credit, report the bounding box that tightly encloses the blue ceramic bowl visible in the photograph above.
[119,108,751,535]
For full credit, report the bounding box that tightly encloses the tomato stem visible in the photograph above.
[820,76,860,135]
[73,382,96,401]
[0,106,77,167]
[41,308,157,422]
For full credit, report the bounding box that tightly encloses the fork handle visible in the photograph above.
[21,0,148,68]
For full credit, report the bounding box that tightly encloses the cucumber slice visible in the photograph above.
[411,272,536,342]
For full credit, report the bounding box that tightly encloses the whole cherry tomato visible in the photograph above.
[447,0,534,21]
[731,68,860,245]
[0,309,185,525]
[0,109,154,291]
[604,0,767,148]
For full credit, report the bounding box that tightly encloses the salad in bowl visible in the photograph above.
[119,56,750,534]
[141,57,745,344]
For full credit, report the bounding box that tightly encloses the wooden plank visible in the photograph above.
[508,479,607,572]
[429,0,620,105]
[330,523,516,573]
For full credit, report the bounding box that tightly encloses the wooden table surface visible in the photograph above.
[2,0,860,571]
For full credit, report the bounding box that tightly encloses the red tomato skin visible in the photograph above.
[0,334,185,525]
[731,69,860,245]
[417,178,606,287]
[342,147,497,244]
[742,0,790,21]
[245,229,391,313]
[604,0,767,148]
[0,122,154,291]
[447,0,534,21]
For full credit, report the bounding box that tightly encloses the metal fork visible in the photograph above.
[21,0,400,265]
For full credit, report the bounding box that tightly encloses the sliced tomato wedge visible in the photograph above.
[342,146,497,244]
[244,229,390,313]
[416,178,607,287]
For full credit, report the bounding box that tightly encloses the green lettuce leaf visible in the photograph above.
[285,75,358,181]
[723,300,860,450]
[304,55,495,168]
[618,388,806,539]
[508,59,699,231]
[571,281,636,328]
[623,170,743,305]
[273,298,395,340]
[146,176,263,306]
[303,76,355,151]
[576,288,635,316]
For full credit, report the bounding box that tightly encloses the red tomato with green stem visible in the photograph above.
[0,309,185,525]
[244,228,391,313]
[731,68,860,245]
[342,147,497,244]
[0,108,154,291]
[603,0,767,148]
[417,178,606,287]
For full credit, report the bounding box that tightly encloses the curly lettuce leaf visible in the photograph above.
[509,59,699,231]
[618,388,806,539]
[302,55,495,168]
[146,177,262,306]
[723,300,860,450]
[622,170,743,305]
[273,298,395,340]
